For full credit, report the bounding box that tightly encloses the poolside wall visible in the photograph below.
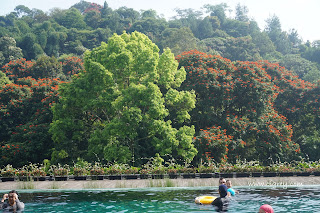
[0,176,319,190]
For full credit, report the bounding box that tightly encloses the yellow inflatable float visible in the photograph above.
[195,196,217,205]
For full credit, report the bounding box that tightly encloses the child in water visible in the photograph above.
[226,180,238,196]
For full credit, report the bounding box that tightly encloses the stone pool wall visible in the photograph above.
[0,176,319,190]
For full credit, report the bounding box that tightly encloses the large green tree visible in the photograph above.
[50,32,197,165]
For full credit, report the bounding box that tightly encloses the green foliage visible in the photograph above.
[0,36,23,67]
[279,54,319,79]
[0,71,10,87]
[0,2,319,168]
[160,28,199,56]
[201,36,261,61]
[50,31,197,166]
[59,8,86,29]
[30,55,64,79]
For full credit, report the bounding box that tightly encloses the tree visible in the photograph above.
[197,17,214,39]
[129,17,168,43]
[18,33,38,60]
[251,31,276,58]
[101,1,112,17]
[223,19,250,37]
[30,55,64,79]
[0,36,23,67]
[173,8,202,34]
[84,10,101,29]
[71,0,92,14]
[265,15,292,54]
[0,77,62,167]
[258,61,317,161]
[201,36,260,61]
[159,27,199,55]
[141,9,158,19]
[59,8,86,29]
[176,50,299,163]
[45,31,60,57]
[14,20,31,34]
[14,5,32,18]
[288,28,302,48]
[0,70,10,87]
[279,54,319,79]
[59,55,84,78]
[50,32,197,165]
[1,58,34,81]
[303,42,320,64]
[203,3,228,25]
[235,3,249,22]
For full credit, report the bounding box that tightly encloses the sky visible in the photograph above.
[0,0,319,42]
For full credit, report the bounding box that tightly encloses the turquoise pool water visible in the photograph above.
[2,186,320,212]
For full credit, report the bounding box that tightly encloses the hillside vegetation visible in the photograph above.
[0,1,319,167]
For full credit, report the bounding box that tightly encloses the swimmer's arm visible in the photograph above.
[1,194,8,203]
[16,199,25,209]
[0,194,8,209]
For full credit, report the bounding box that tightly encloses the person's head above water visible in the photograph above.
[6,190,18,206]
[219,177,226,185]
[218,184,228,198]
[259,204,274,213]
[226,180,232,188]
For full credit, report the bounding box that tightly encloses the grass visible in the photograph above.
[83,181,101,189]
[115,181,127,188]
[49,181,60,189]
[18,181,35,189]
[148,178,176,187]
[164,178,175,187]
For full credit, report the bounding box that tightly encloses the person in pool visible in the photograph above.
[226,180,239,196]
[259,204,274,213]
[0,190,25,212]
[212,184,230,212]
[219,177,226,185]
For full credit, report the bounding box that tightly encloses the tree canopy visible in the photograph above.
[50,31,197,165]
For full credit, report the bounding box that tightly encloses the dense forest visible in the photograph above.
[0,1,319,168]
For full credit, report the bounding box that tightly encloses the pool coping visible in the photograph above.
[0,176,319,191]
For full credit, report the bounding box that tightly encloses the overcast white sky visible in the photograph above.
[0,0,319,42]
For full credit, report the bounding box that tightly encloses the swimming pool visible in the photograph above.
[3,186,320,212]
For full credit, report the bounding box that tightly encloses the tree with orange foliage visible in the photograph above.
[177,50,299,164]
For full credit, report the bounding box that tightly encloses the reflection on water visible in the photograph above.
[4,186,320,212]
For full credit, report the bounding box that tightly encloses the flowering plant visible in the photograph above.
[179,167,196,174]
[139,168,151,175]
[89,163,104,176]
[167,168,178,174]
[123,167,139,175]
[198,165,217,173]
[219,163,234,173]
[50,164,70,176]
[15,165,31,177]
[73,167,88,176]
[29,163,47,177]
[1,164,16,177]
